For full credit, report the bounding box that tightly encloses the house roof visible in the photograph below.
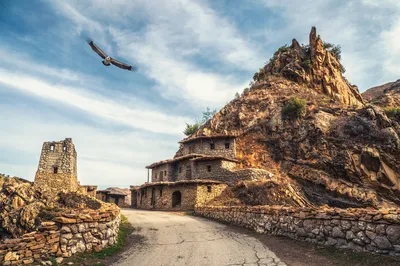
[146,154,204,169]
[136,179,226,189]
[146,154,238,169]
[97,187,129,196]
[178,134,237,144]
[190,156,239,163]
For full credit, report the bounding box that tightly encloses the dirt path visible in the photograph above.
[112,209,286,266]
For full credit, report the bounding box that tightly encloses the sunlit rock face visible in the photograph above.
[185,27,400,209]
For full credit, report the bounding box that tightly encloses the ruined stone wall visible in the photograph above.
[181,138,236,158]
[195,206,400,255]
[137,184,197,211]
[81,186,97,198]
[34,173,80,192]
[34,138,80,192]
[195,184,228,206]
[0,206,120,265]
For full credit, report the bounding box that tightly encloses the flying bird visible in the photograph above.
[86,39,138,72]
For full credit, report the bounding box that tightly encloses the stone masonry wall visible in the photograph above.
[192,160,237,182]
[0,206,120,265]
[181,138,236,158]
[151,164,170,182]
[196,184,228,206]
[195,206,400,255]
[138,184,198,211]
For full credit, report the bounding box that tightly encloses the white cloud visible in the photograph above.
[46,0,255,108]
[0,107,179,186]
[0,69,189,135]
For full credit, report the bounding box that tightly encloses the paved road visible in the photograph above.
[113,209,286,266]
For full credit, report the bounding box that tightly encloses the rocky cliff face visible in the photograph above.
[0,174,106,240]
[363,80,400,108]
[188,28,400,209]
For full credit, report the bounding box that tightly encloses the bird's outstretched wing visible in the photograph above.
[110,57,138,72]
[87,39,107,59]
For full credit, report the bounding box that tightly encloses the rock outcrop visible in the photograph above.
[0,174,108,241]
[363,79,400,108]
[186,28,400,209]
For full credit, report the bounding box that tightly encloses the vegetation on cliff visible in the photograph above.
[184,27,400,209]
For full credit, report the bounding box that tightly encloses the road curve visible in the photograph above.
[112,209,286,266]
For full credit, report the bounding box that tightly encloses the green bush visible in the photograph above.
[384,107,400,119]
[183,122,200,136]
[282,97,307,119]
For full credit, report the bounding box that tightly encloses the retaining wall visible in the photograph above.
[0,206,120,265]
[195,205,400,255]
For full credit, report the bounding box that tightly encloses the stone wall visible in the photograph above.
[135,182,228,211]
[138,184,198,211]
[195,206,400,255]
[192,160,237,182]
[180,138,236,158]
[34,138,80,192]
[151,164,170,182]
[0,206,120,265]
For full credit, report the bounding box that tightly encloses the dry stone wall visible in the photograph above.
[0,206,120,265]
[181,138,236,158]
[195,206,400,255]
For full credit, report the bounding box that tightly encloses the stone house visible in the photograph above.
[96,187,131,208]
[132,134,241,210]
[147,135,238,183]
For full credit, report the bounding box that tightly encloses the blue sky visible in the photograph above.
[0,0,399,188]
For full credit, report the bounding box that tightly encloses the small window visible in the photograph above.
[160,171,163,178]
[225,142,230,149]
[164,170,167,176]
[160,188,163,197]
[207,186,212,193]
[210,143,215,150]
[179,167,182,173]
[207,165,212,172]
[50,144,55,152]
[53,166,58,173]
[63,145,67,152]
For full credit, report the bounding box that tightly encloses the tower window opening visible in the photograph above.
[50,144,55,152]
[53,166,58,173]
[63,145,67,152]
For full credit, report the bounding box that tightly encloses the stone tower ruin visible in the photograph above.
[34,138,80,191]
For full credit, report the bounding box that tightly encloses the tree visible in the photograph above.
[183,107,217,136]
[235,92,240,99]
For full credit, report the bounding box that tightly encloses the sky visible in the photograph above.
[0,0,399,189]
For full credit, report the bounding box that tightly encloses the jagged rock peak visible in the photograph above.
[254,27,364,108]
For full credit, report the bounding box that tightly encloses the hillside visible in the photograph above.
[184,27,400,209]
[363,80,400,107]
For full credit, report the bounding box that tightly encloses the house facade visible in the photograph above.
[132,134,239,210]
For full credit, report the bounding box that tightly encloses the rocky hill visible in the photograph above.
[363,80,400,108]
[185,27,400,209]
[0,174,109,241]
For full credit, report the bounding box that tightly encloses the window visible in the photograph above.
[53,166,58,173]
[225,142,230,149]
[160,188,163,197]
[160,171,163,178]
[164,170,167,176]
[207,165,212,172]
[210,143,215,150]
[179,167,182,173]
[207,186,212,193]
[63,145,67,152]
[50,144,55,152]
